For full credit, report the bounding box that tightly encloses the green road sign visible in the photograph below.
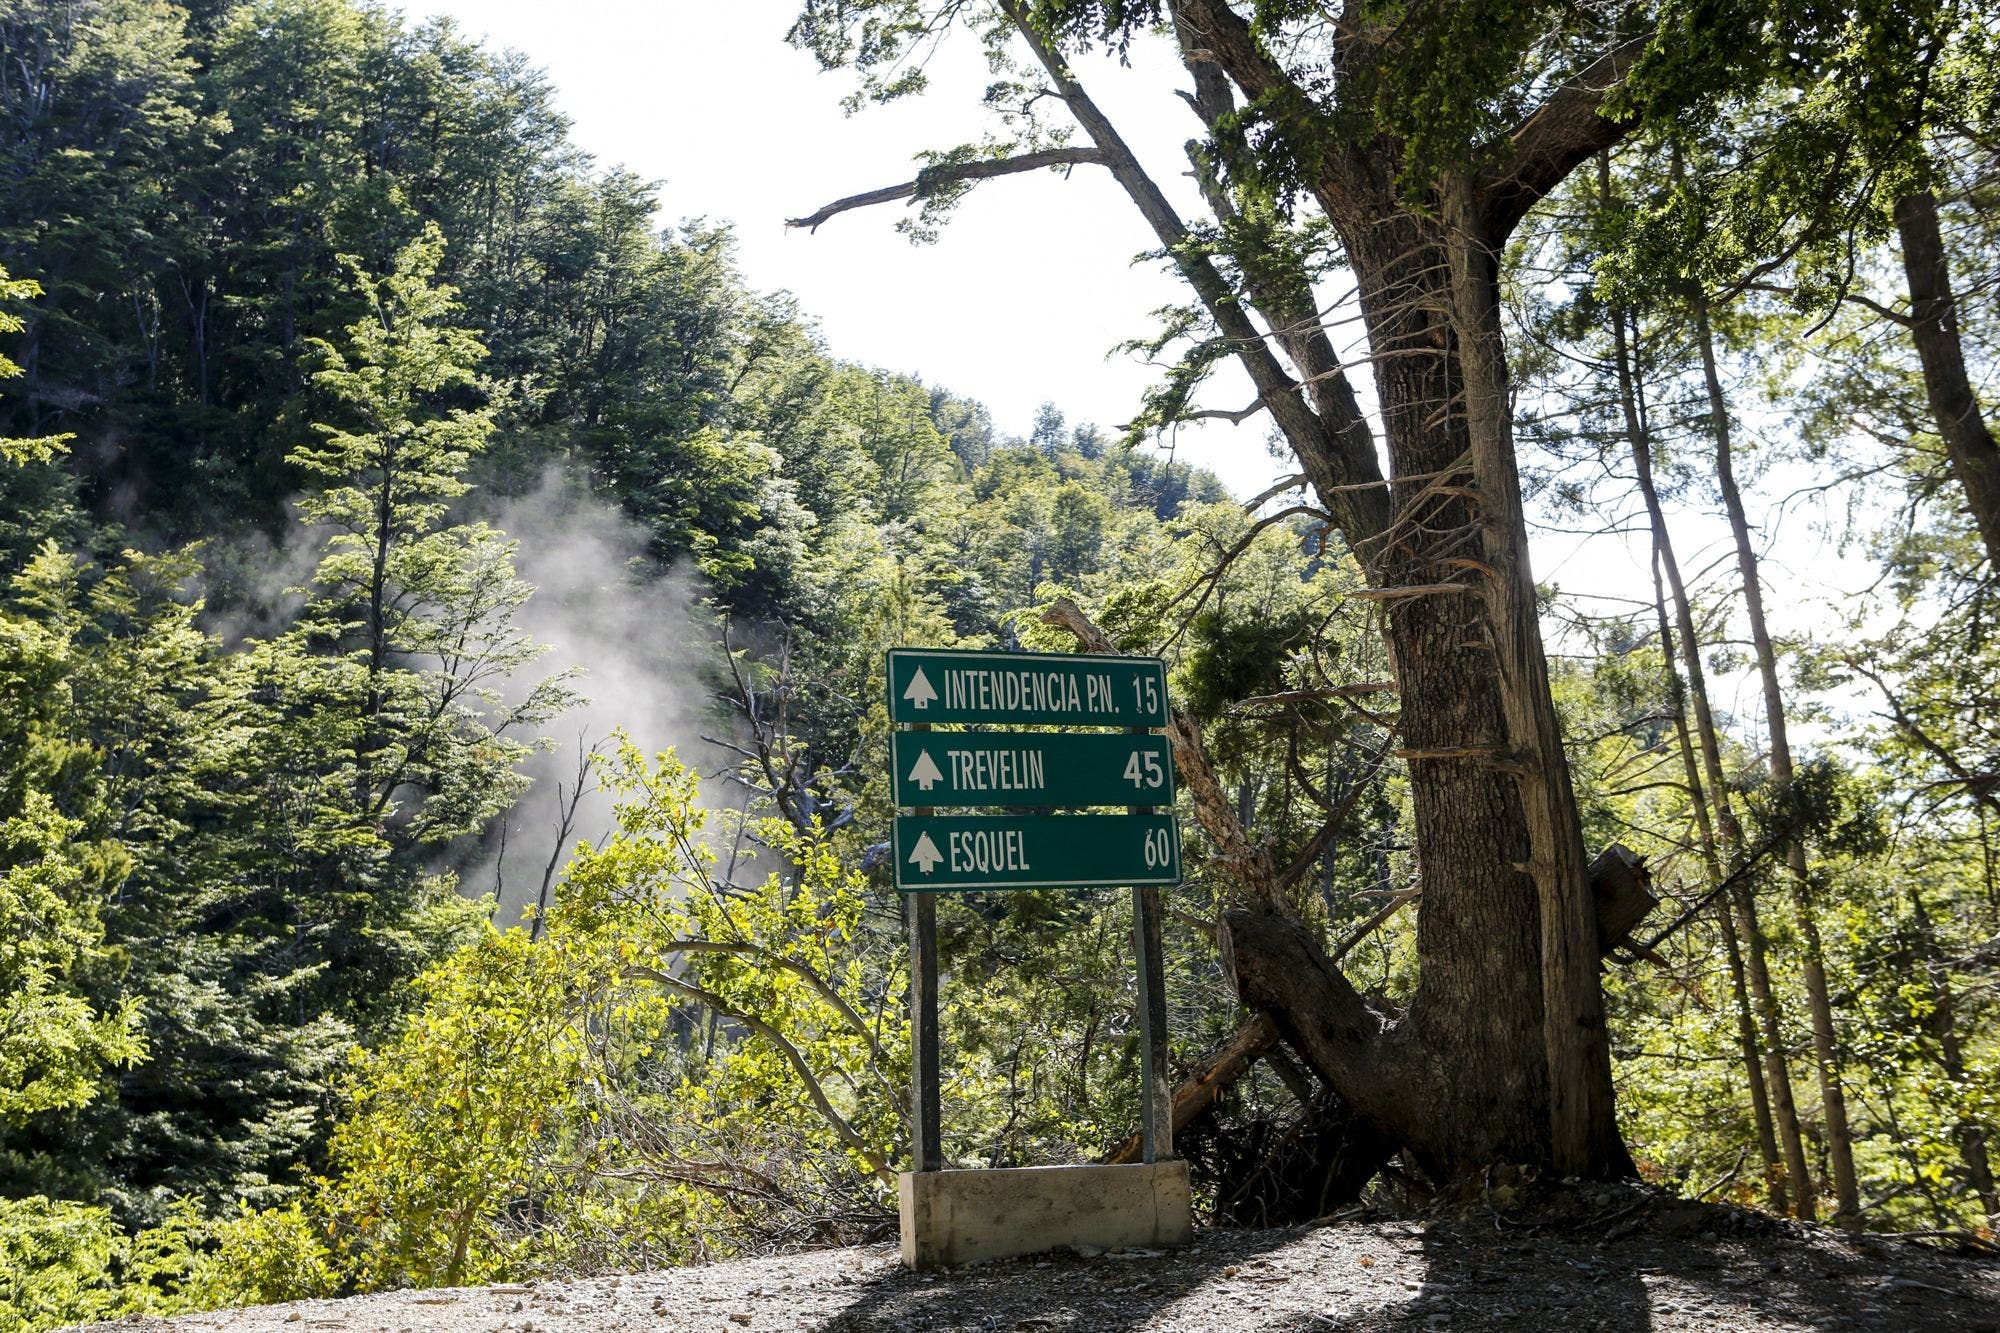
[891,731,1175,808]
[887,648,1169,728]
[893,813,1181,892]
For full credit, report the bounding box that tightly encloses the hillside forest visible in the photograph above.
[0,0,1995,1326]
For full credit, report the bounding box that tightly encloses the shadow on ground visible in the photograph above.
[813,1203,1999,1332]
[1267,1222,1654,1331]
[816,1227,1304,1332]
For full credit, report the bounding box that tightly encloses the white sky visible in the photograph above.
[396,0,1883,744]
[397,0,1272,493]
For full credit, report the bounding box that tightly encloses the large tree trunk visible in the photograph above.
[1234,195,1624,1180]
[1353,213,1552,1175]
[1694,291,1863,1228]
[1443,176,1622,1176]
[1895,190,2000,569]
[992,0,1637,1185]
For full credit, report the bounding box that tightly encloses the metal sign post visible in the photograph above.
[889,647,1190,1268]
[908,722,943,1175]
[1131,723,1172,1165]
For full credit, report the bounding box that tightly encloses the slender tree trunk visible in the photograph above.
[1652,550,1787,1211]
[1692,290,1863,1229]
[357,450,397,811]
[1602,229,1805,1210]
[1894,190,2000,568]
[1735,879,1815,1218]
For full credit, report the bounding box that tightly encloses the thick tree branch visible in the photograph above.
[1219,910,1399,1123]
[785,147,1107,231]
[1167,4,1387,552]
[1171,0,1294,111]
[1477,35,1653,241]
[1192,398,1268,425]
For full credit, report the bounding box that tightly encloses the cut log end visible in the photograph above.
[1588,842,1657,950]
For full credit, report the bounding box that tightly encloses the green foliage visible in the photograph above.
[0,222,578,1223]
[0,545,146,1127]
[0,267,66,468]
[0,794,143,1122]
[324,925,599,1290]
[0,1196,121,1333]
[6,1,1999,1322]
[105,744,903,1312]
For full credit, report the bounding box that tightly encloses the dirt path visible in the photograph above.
[87,1199,1999,1332]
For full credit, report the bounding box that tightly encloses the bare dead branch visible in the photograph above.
[1042,597,1282,910]
[1232,682,1399,709]
[1329,888,1421,960]
[1244,473,1307,510]
[1347,582,1474,601]
[785,147,1108,231]
[1193,398,1269,425]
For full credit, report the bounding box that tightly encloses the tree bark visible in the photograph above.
[1693,289,1862,1228]
[1168,0,1635,1180]
[1340,205,1576,1174]
[1017,13,1563,1177]
[1444,172,1621,1176]
[1894,190,2000,569]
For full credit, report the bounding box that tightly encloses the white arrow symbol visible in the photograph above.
[908,749,944,792]
[908,832,944,874]
[903,667,937,710]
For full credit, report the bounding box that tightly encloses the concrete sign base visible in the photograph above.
[898,1161,1194,1269]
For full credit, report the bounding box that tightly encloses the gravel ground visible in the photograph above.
[81,1193,2000,1332]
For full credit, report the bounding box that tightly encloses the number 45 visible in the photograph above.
[1123,751,1165,789]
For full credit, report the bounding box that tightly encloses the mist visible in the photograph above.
[469,468,726,927]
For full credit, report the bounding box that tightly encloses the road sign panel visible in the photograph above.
[893,813,1181,892]
[891,731,1175,808]
[887,648,1169,727]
